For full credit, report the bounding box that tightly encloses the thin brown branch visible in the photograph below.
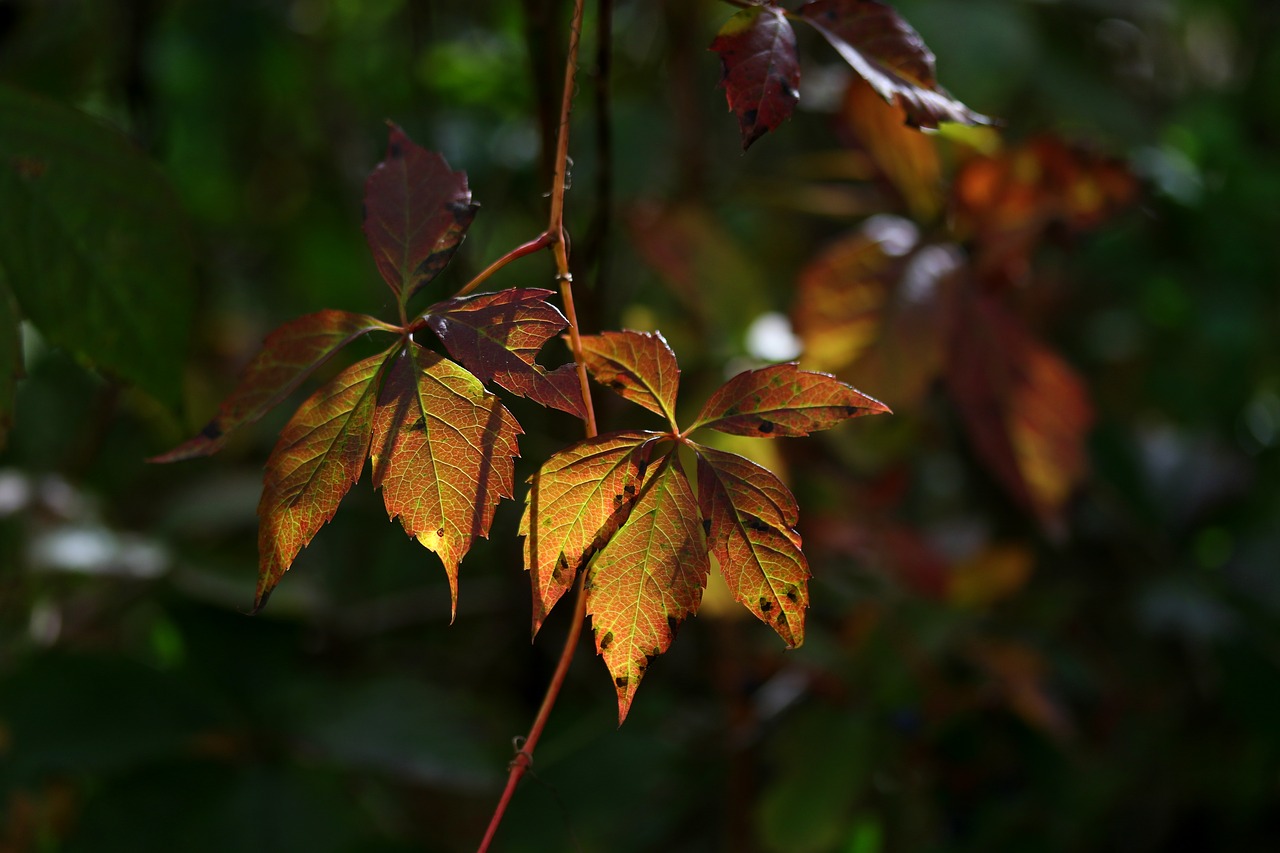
[453,232,555,299]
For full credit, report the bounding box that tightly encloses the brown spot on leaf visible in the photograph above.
[776,611,789,628]
[436,527,445,538]
[702,518,712,536]
[759,597,773,613]
[784,584,799,603]
[600,630,614,650]
[757,420,775,434]
[623,483,637,496]
[615,675,629,688]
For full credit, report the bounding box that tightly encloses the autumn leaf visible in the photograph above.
[579,330,681,426]
[694,443,808,647]
[255,349,393,610]
[363,123,479,305]
[710,4,801,149]
[839,76,943,220]
[947,294,1093,531]
[691,362,889,437]
[151,310,395,462]
[424,288,587,418]
[796,0,990,129]
[586,448,708,722]
[520,431,660,634]
[370,341,522,618]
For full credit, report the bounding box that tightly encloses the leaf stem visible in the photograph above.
[454,231,556,299]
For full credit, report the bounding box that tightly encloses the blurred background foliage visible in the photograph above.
[2,0,1279,850]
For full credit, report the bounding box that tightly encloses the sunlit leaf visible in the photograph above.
[796,0,990,129]
[151,310,394,462]
[579,330,681,426]
[363,123,479,303]
[710,4,801,149]
[424,288,587,418]
[370,342,522,618]
[255,349,392,610]
[691,362,889,437]
[694,443,808,647]
[586,448,708,722]
[520,431,660,634]
[839,76,942,219]
[948,294,1093,530]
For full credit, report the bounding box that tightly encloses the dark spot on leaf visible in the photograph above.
[667,615,679,634]
[776,612,789,628]
[746,517,769,533]
[759,597,773,613]
[436,527,445,538]
[558,553,570,569]
[600,631,613,650]
[623,483,636,496]
[757,420,775,434]
[702,518,712,536]
[613,494,623,506]
[784,585,799,603]
[389,141,403,158]
[199,421,224,441]
[411,416,427,431]
[609,379,627,390]
[615,675,629,688]
[742,108,759,128]
[638,661,648,672]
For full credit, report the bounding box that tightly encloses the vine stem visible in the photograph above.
[475,0,594,849]
[454,231,555,299]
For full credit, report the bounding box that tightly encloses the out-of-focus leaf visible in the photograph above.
[424,288,587,418]
[579,330,681,426]
[255,350,392,610]
[967,640,1072,739]
[362,123,479,304]
[0,279,21,448]
[710,4,801,149]
[947,543,1034,607]
[691,362,889,437]
[948,294,1094,530]
[587,449,708,722]
[796,0,990,129]
[369,342,522,618]
[520,431,659,634]
[694,443,808,647]
[839,76,943,220]
[152,310,394,462]
[0,83,197,411]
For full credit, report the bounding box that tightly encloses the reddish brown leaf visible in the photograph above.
[710,4,801,149]
[520,431,660,634]
[255,348,392,610]
[586,449,709,722]
[424,289,587,418]
[151,310,394,462]
[839,76,942,220]
[797,0,990,129]
[579,330,681,426]
[369,342,522,618]
[694,443,808,647]
[363,124,479,303]
[691,362,889,437]
[947,294,1093,530]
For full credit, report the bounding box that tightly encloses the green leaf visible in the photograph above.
[0,83,197,411]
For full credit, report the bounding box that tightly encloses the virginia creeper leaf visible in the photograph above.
[424,288,587,418]
[520,431,660,634]
[839,76,942,220]
[0,83,196,411]
[255,349,392,610]
[691,362,889,437]
[152,310,394,462]
[586,448,709,723]
[370,341,522,618]
[947,294,1093,530]
[363,123,479,304]
[579,330,681,426]
[710,4,801,150]
[796,0,990,129]
[694,443,808,647]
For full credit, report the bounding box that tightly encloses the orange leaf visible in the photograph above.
[255,348,392,610]
[520,431,660,635]
[694,443,808,647]
[839,76,942,220]
[151,310,394,462]
[709,4,801,149]
[579,330,681,427]
[425,288,587,418]
[691,362,889,437]
[796,0,990,129]
[586,448,709,723]
[370,342,522,618]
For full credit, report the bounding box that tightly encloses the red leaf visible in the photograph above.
[255,348,392,610]
[947,294,1093,530]
[691,362,889,437]
[363,124,479,303]
[710,4,801,149]
[579,330,681,426]
[151,310,394,462]
[694,443,808,647]
[797,0,990,129]
[370,342,522,618]
[586,448,709,722]
[519,431,660,634]
[424,289,587,418]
